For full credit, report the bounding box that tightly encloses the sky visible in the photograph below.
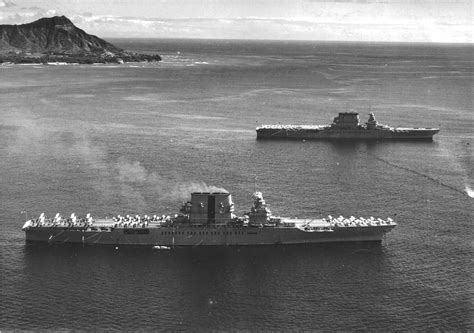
[0,0,472,43]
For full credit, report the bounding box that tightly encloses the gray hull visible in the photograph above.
[24,225,395,246]
[256,127,439,140]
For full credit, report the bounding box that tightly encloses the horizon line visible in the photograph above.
[104,36,474,45]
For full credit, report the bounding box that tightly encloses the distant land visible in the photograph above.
[0,16,161,64]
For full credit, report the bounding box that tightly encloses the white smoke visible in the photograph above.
[114,157,227,203]
[171,182,228,201]
[116,159,150,183]
[7,112,227,209]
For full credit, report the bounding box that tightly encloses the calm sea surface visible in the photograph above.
[0,39,472,330]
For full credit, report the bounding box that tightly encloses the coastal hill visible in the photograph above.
[0,16,161,64]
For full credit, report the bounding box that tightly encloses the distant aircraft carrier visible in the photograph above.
[256,112,439,140]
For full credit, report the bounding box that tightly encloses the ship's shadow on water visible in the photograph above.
[18,242,396,330]
[254,138,438,155]
[21,242,390,287]
[21,242,387,266]
[22,241,385,256]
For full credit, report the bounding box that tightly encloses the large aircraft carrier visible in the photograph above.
[22,191,396,246]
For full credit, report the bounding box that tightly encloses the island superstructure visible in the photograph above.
[256,112,439,140]
[22,191,396,246]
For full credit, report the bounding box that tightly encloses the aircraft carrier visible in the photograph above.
[256,112,439,140]
[22,191,396,247]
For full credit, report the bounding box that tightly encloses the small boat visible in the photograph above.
[152,245,171,250]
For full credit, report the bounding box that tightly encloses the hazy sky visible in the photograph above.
[0,0,472,42]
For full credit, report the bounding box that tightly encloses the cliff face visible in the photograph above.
[0,16,123,55]
[0,16,161,63]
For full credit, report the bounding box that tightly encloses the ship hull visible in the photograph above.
[256,127,439,140]
[24,224,395,246]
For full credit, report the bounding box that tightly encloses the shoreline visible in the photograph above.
[0,52,161,65]
[1,61,159,66]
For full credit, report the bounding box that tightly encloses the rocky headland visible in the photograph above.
[0,16,161,64]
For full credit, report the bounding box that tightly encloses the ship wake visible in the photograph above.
[465,185,474,198]
[368,153,469,197]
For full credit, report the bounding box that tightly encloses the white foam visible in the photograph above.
[465,185,474,198]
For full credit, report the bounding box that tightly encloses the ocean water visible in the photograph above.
[0,39,472,330]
